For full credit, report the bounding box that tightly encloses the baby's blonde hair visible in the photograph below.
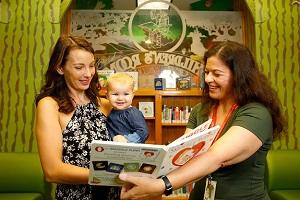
[107,72,135,90]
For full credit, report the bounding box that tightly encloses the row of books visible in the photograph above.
[162,105,192,123]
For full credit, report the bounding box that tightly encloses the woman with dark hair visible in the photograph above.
[35,35,120,200]
[119,41,287,200]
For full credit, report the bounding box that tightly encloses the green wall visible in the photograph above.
[0,0,70,152]
[0,0,299,152]
[246,0,300,149]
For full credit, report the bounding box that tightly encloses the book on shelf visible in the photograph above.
[154,78,166,90]
[176,76,191,90]
[97,69,115,90]
[88,119,219,186]
[124,71,138,91]
[139,102,154,118]
[162,105,191,124]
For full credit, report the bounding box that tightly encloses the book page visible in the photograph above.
[172,119,212,144]
[89,141,167,186]
[157,125,219,177]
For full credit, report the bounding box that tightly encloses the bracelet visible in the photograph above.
[158,175,173,196]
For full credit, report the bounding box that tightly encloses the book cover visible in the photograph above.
[176,76,191,90]
[154,78,166,90]
[124,71,138,91]
[97,69,115,89]
[139,102,154,118]
[89,119,219,186]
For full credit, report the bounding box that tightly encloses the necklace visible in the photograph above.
[210,103,239,144]
[70,96,90,106]
[70,97,78,106]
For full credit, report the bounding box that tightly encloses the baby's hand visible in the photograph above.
[113,135,128,143]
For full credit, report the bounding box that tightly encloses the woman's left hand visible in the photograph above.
[119,173,165,200]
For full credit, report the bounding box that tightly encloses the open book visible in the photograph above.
[89,119,219,186]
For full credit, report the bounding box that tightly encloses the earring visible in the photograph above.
[57,67,64,75]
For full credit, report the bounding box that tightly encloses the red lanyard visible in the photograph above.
[210,103,239,144]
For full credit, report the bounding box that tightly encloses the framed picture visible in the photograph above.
[139,102,154,118]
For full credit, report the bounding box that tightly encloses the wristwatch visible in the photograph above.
[158,175,173,196]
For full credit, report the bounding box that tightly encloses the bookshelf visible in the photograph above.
[155,89,202,146]
[100,88,202,145]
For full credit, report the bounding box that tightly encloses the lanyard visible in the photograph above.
[210,103,239,144]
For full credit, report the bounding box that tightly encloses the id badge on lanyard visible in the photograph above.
[203,104,238,200]
[203,175,217,200]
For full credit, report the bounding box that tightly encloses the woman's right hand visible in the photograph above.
[119,173,165,200]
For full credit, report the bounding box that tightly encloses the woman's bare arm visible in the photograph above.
[35,97,89,184]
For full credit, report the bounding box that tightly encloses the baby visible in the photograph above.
[106,72,149,143]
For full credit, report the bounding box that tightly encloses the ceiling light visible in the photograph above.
[137,0,172,10]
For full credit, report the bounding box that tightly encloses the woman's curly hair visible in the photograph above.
[201,41,287,140]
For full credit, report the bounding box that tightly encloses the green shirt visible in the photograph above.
[188,102,272,200]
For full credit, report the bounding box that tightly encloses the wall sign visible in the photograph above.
[71,2,243,88]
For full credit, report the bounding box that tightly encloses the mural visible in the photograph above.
[71,3,243,89]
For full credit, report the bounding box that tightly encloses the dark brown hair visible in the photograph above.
[35,35,100,113]
[201,41,286,140]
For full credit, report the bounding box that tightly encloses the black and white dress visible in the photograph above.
[56,102,120,200]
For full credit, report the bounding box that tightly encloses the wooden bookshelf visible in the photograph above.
[101,88,202,145]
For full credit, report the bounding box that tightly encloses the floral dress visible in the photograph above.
[56,102,120,200]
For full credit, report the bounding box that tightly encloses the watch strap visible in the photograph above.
[158,175,173,196]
